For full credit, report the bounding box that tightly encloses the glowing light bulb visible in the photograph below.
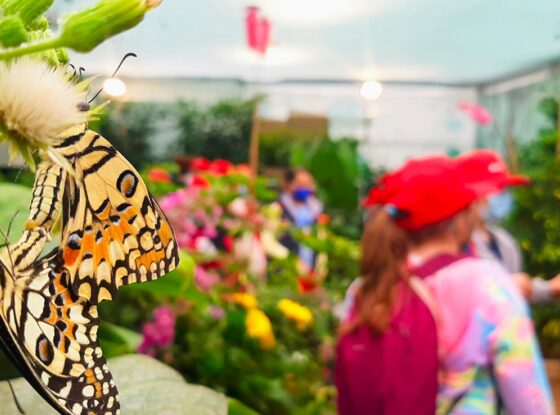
[360,80,383,101]
[103,78,127,97]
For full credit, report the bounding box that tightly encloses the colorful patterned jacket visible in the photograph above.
[422,255,553,414]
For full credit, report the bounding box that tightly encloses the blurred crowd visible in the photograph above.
[335,150,557,415]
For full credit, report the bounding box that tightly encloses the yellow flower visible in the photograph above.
[230,293,258,310]
[278,299,314,331]
[246,308,275,349]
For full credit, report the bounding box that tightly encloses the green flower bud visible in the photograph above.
[59,0,162,52]
[2,0,54,25]
[28,29,60,66]
[0,15,28,48]
[56,47,69,65]
[27,16,49,31]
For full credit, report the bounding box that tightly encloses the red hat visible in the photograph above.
[387,167,477,231]
[363,155,453,207]
[454,150,530,197]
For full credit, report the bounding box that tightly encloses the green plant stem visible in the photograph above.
[0,37,62,60]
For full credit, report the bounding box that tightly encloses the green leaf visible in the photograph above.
[123,269,188,297]
[228,398,262,415]
[98,322,142,358]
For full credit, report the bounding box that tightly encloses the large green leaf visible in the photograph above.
[0,354,228,415]
[228,398,262,415]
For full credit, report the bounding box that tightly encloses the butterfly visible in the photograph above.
[0,126,179,414]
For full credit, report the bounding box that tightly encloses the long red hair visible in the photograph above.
[347,208,410,335]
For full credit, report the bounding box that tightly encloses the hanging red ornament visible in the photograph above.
[245,6,260,50]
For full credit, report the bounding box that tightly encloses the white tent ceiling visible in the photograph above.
[54,0,560,84]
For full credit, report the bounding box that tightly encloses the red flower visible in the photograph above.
[317,213,330,226]
[209,159,233,175]
[148,168,172,184]
[190,174,210,188]
[297,275,319,294]
[190,157,211,171]
[222,235,234,252]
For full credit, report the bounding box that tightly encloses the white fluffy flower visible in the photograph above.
[0,58,87,147]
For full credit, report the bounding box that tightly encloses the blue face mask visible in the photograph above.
[485,190,513,224]
[293,188,313,202]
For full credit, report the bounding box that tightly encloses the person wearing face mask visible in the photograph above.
[278,168,323,269]
[455,150,560,303]
[472,190,522,273]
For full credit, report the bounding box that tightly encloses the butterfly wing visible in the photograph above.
[53,129,179,303]
[0,251,120,415]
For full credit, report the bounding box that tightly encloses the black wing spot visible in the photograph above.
[117,170,138,198]
[55,320,67,332]
[116,203,131,213]
[67,232,82,250]
[93,198,110,218]
[36,335,54,365]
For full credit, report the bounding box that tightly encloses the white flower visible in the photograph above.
[0,58,87,147]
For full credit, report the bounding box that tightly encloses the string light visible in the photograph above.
[360,80,383,101]
[103,78,127,97]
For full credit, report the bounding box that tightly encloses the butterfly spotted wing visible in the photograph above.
[49,128,179,303]
[0,248,119,415]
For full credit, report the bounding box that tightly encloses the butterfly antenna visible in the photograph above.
[88,52,137,103]
[13,164,26,184]
[67,63,77,78]
[7,380,26,414]
[78,66,86,79]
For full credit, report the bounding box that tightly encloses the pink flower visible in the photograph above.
[208,306,225,320]
[176,234,191,250]
[160,190,185,212]
[458,102,493,125]
[202,223,218,239]
[138,306,176,356]
[195,266,220,292]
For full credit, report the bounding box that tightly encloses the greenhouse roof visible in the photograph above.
[56,0,560,85]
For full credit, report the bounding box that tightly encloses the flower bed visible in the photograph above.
[97,159,360,414]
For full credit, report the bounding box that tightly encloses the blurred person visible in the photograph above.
[336,160,553,415]
[455,149,560,303]
[278,168,323,269]
[339,155,452,320]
